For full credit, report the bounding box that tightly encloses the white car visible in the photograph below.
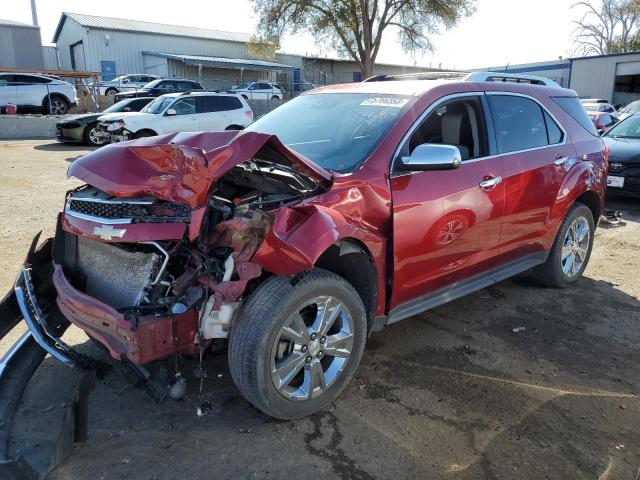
[582,102,616,114]
[93,74,161,96]
[230,82,284,100]
[96,91,254,142]
[0,73,77,115]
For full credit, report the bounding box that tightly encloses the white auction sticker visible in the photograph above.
[360,97,409,108]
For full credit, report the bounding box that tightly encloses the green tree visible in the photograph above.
[573,0,640,55]
[251,0,475,79]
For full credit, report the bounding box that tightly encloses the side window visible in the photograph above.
[178,81,196,91]
[488,95,550,153]
[248,83,259,90]
[170,98,196,115]
[543,111,563,144]
[15,75,49,85]
[222,96,242,110]
[0,74,11,86]
[401,96,489,161]
[196,96,222,113]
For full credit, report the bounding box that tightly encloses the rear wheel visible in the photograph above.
[229,269,366,419]
[534,203,595,287]
[133,130,156,139]
[44,96,69,115]
[83,122,106,147]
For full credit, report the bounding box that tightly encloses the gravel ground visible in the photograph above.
[1,140,639,480]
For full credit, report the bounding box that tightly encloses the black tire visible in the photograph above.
[271,95,280,100]
[241,94,248,99]
[534,203,595,288]
[229,268,367,419]
[225,124,243,131]
[44,96,69,115]
[133,130,156,139]
[105,87,118,96]
[83,122,105,147]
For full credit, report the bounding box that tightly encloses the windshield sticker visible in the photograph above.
[360,97,409,108]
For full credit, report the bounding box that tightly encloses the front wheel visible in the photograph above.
[534,203,595,287]
[228,269,367,419]
[83,122,106,147]
[105,87,118,96]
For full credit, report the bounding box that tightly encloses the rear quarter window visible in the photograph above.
[552,97,598,136]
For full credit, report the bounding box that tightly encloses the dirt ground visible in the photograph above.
[1,139,639,480]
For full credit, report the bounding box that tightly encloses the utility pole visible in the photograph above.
[30,0,39,27]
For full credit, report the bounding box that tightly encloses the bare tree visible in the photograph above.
[251,0,475,79]
[573,0,640,55]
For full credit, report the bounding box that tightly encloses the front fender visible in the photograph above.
[252,204,387,312]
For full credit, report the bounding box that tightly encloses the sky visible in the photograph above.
[3,0,583,69]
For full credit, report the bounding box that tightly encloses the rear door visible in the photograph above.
[195,96,227,131]
[14,74,49,107]
[486,93,574,264]
[390,94,506,309]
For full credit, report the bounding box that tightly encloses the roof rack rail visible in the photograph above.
[363,71,468,82]
[464,71,560,87]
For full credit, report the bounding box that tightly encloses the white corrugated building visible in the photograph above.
[51,12,436,92]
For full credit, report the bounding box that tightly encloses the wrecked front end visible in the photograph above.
[6,131,332,369]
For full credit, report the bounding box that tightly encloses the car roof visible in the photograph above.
[160,91,243,98]
[306,79,573,98]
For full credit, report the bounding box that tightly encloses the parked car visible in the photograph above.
[601,113,640,197]
[114,78,204,102]
[588,111,619,134]
[0,73,77,114]
[3,72,606,421]
[617,99,640,120]
[96,92,253,142]
[93,74,160,96]
[56,97,154,147]
[230,81,283,100]
[582,101,616,114]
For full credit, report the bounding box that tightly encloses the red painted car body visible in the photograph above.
[22,78,607,367]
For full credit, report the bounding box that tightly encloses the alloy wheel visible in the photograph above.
[270,296,354,401]
[50,99,67,115]
[88,127,105,146]
[561,216,590,278]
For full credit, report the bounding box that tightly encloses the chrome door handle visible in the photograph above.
[554,156,568,166]
[479,176,503,189]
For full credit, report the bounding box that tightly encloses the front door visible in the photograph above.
[0,75,17,107]
[486,93,575,263]
[162,97,198,134]
[390,94,505,309]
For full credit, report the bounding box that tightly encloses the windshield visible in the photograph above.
[622,101,640,114]
[142,79,162,89]
[604,115,640,139]
[246,93,410,172]
[103,100,132,113]
[233,83,251,90]
[141,96,174,114]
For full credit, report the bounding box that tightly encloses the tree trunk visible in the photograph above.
[361,57,374,80]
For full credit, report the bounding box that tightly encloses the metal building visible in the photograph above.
[569,52,640,105]
[51,12,436,92]
[52,12,299,90]
[0,19,44,69]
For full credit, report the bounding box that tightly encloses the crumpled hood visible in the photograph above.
[67,130,333,208]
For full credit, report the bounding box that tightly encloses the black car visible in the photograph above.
[114,79,204,102]
[56,97,154,146]
[602,113,640,197]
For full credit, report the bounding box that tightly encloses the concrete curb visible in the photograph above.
[0,115,73,140]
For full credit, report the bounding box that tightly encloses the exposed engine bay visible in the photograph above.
[55,144,326,365]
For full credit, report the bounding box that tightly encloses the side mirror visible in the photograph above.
[123,79,130,84]
[399,144,462,171]
[165,108,177,116]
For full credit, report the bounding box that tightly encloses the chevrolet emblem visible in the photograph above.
[93,225,127,241]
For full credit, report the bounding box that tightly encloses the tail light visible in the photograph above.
[245,110,254,121]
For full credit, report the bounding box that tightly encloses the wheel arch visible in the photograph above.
[314,239,378,333]
[133,128,158,138]
[41,92,70,109]
[574,189,601,224]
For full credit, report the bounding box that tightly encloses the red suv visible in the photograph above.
[4,72,607,419]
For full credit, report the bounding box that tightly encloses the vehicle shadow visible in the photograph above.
[33,142,95,163]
